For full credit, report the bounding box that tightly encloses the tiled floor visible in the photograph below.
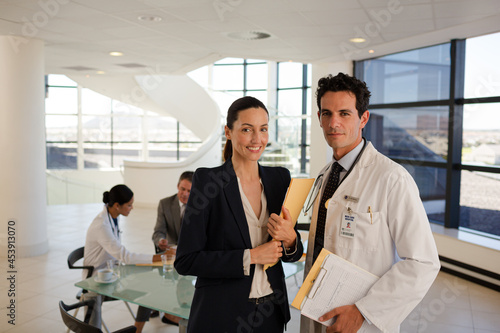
[1,203,499,332]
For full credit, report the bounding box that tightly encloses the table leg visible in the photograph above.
[179,318,188,333]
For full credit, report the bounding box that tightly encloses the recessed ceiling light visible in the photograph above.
[96,71,105,74]
[138,15,162,22]
[349,37,366,43]
[368,49,375,54]
[109,51,123,57]
[226,31,272,40]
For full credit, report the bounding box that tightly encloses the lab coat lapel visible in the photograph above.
[334,142,375,197]
[223,161,252,249]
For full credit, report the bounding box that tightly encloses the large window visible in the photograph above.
[190,58,311,175]
[460,32,500,236]
[357,32,500,238]
[45,75,201,170]
[47,59,311,173]
[45,75,78,169]
[276,62,312,175]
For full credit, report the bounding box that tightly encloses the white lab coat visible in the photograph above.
[83,205,151,278]
[302,142,440,333]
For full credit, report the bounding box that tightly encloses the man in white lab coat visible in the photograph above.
[301,73,440,333]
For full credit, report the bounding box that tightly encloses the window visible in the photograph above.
[363,44,451,104]
[276,62,311,174]
[357,32,500,239]
[460,32,500,236]
[45,75,201,170]
[45,75,78,169]
[196,58,311,174]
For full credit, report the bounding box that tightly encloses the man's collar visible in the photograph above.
[333,138,365,171]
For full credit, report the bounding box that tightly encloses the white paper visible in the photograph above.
[301,254,381,332]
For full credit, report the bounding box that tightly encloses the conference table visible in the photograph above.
[75,261,305,333]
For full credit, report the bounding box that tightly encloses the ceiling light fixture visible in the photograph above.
[349,37,366,43]
[109,51,123,57]
[137,15,162,22]
[226,31,272,40]
[96,71,105,74]
[368,49,375,54]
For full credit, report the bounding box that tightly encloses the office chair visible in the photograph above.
[67,247,136,333]
[59,300,136,333]
[67,246,95,331]
[68,246,94,278]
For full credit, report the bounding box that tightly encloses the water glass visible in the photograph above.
[107,259,121,278]
[161,254,175,273]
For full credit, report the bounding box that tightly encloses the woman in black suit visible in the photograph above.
[175,96,303,332]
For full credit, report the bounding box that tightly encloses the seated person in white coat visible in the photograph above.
[301,73,440,333]
[83,184,162,333]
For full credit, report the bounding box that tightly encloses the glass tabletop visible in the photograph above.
[75,261,304,319]
[75,265,195,319]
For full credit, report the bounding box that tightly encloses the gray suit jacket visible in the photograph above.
[152,194,182,253]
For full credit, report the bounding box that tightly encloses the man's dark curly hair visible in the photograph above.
[316,73,371,118]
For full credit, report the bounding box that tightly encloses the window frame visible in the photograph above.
[355,39,500,235]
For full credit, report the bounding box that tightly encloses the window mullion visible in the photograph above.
[444,39,466,229]
[77,84,84,170]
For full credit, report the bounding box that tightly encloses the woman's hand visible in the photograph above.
[250,240,283,265]
[267,206,296,249]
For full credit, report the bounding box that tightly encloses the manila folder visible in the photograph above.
[263,177,314,270]
[281,177,315,224]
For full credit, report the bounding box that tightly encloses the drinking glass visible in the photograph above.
[161,254,175,273]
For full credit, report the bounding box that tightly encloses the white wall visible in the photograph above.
[0,36,48,257]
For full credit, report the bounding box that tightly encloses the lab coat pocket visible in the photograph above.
[352,209,381,252]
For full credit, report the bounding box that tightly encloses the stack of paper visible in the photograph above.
[292,249,381,332]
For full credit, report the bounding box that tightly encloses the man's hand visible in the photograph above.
[319,304,364,333]
[158,238,168,251]
[267,206,296,249]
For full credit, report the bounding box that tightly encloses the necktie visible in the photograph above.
[313,162,343,262]
[180,203,185,221]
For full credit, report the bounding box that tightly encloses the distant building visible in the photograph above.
[472,144,500,165]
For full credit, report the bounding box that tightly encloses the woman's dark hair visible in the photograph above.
[316,72,371,118]
[103,184,133,207]
[223,96,269,161]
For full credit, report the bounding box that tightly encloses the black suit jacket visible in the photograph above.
[175,160,303,332]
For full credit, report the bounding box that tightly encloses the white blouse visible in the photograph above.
[238,177,274,298]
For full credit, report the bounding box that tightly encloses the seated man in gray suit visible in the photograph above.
[150,171,193,324]
[152,171,193,253]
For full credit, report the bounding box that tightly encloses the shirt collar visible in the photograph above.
[333,138,365,171]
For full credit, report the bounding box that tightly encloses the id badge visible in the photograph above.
[340,207,356,239]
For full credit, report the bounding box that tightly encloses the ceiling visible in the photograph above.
[1,0,500,76]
